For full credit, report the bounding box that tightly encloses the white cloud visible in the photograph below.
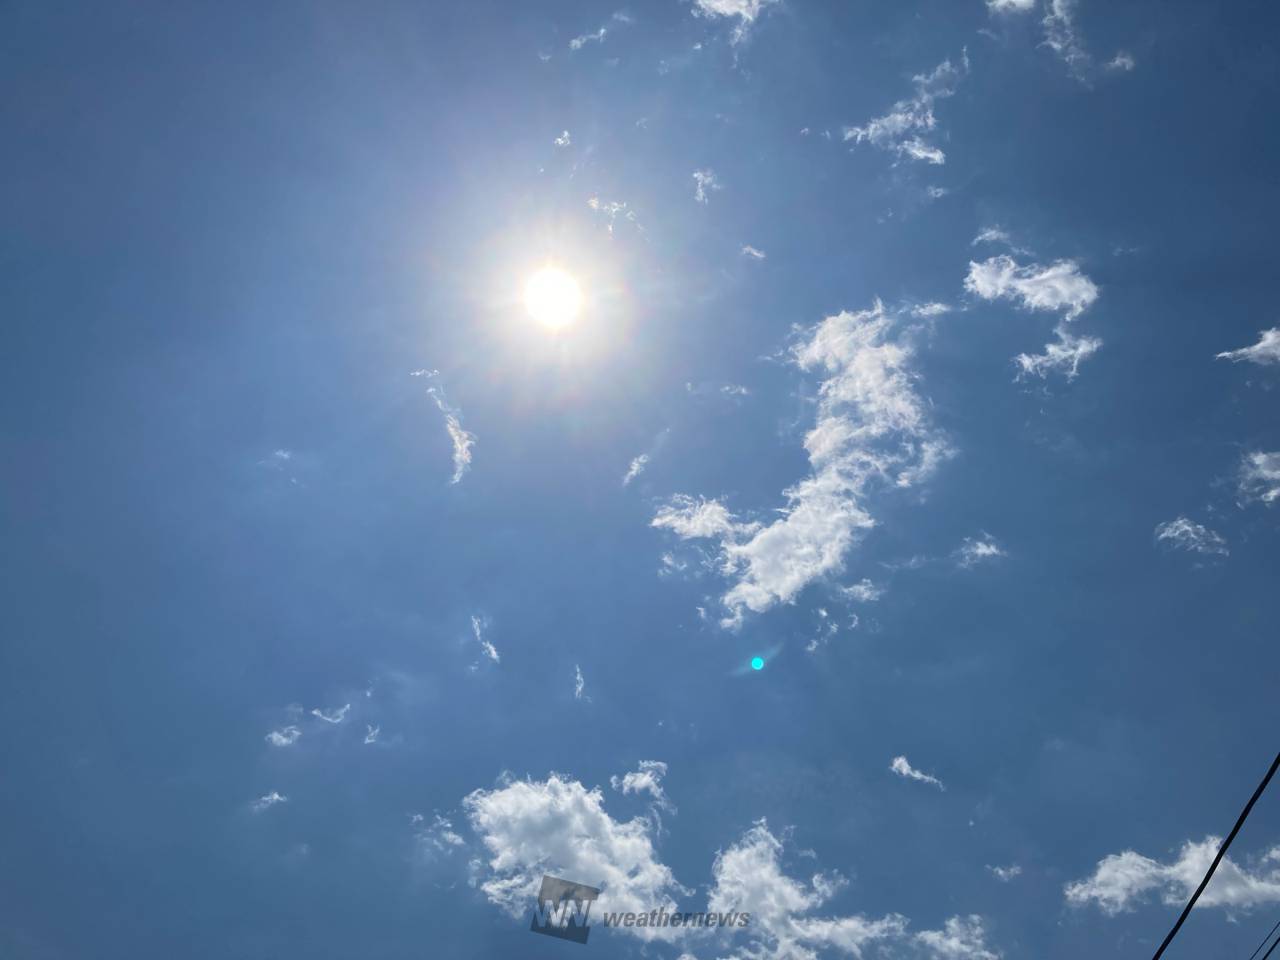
[1043,0,1091,78]
[1217,328,1280,366]
[890,755,946,790]
[471,615,500,665]
[610,760,674,812]
[708,820,1000,959]
[419,373,475,485]
[954,533,1006,568]
[588,196,639,234]
[1014,325,1103,380]
[251,791,288,813]
[654,301,951,627]
[965,256,1098,319]
[1107,51,1137,72]
[911,302,952,318]
[690,0,777,44]
[623,454,650,487]
[988,864,1023,882]
[741,244,767,260]
[916,916,1001,960]
[844,55,967,165]
[462,774,686,938]
[1154,517,1229,557]
[1066,837,1280,915]
[265,725,301,747]
[842,578,884,602]
[416,813,466,854]
[574,664,588,701]
[1042,0,1132,81]
[554,130,571,147]
[311,703,350,724]
[693,169,721,204]
[987,0,1035,11]
[1240,451,1280,505]
[364,724,381,744]
[967,255,1102,378]
[569,27,606,50]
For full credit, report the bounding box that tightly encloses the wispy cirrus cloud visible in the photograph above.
[890,755,946,790]
[311,703,350,724]
[954,533,1006,568]
[251,791,288,813]
[470,615,500,666]
[1067,837,1280,914]
[654,301,952,627]
[569,11,632,51]
[844,54,968,165]
[265,725,301,747]
[1239,451,1280,506]
[693,168,721,204]
[1041,0,1135,83]
[413,370,475,485]
[623,454,650,487]
[1217,328,1280,366]
[1154,517,1229,557]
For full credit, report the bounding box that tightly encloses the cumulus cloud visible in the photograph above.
[311,703,350,724]
[1218,328,1280,366]
[251,791,288,813]
[966,255,1102,379]
[988,864,1023,882]
[623,454,650,487]
[693,169,721,204]
[363,724,380,744]
[987,0,1035,11]
[709,820,1000,959]
[965,256,1098,319]
[463,774,686,938]
[1154,517,1229,557]
[844,55,967,165]
[553,130,571,147]
[954,533,1006,568]
[911,302,953,318]
[1066,837,1280,915]
[1239,452,1280,505]
[890,755,946,790]
[611,760,674,812]
[690,0,777,44]
[741,245,767,260]
[265,725,301,747]
[653,301,951,627]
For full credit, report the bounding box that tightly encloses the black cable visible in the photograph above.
[1259,926,1280,960]
[1149,750,1280,960]
[1246,919,1280,960]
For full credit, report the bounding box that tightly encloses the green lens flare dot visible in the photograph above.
[751,656,765,671]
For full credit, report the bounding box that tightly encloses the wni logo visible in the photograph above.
[530,875,601,945]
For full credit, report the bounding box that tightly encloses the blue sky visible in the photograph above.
[3,1,1280,958]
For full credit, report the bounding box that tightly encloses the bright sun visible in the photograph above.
[524,267,582,330]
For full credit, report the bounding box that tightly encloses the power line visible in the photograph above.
[1259,926,1280,960]
[1246,919,1280,960]
[1149,750,1280,960]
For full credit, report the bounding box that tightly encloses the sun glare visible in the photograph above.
[524,267,582,330]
